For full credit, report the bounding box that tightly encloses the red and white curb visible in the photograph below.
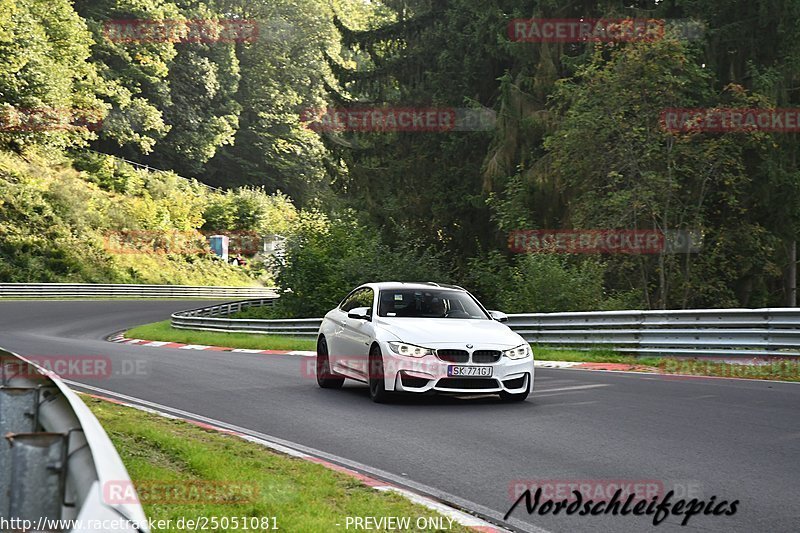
[534,360,656,372]
[108,333,660,374]
[110,334,655,373]
[81,389,509,532]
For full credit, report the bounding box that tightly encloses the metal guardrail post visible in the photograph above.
[0,349,149,531]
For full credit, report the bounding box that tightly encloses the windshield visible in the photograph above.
[377,289,488,319]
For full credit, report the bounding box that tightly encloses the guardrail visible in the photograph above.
[0,348,149,532]
[0,283,279,299]
[172,301,800,357]
[171,298,320,336]
[506,308,800,357]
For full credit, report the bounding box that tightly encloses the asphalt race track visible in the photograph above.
[1,300,798,533]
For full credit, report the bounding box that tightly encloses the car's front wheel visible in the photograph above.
[499,374,531,402]
[368,345,390,403]
[316,337,344,389]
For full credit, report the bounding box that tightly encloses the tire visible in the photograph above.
[499,374,531,402]
[368,345,390,403]
[316,337,344,389]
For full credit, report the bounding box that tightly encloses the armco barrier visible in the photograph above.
[172,301,800,357]
[171,298,318,336]
[505,308,800,357]
[0,348,149,532]
[0,283,279,299]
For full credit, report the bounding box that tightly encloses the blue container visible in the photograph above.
[208,235,229,261]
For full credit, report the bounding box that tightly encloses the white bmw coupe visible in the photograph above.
[316,282,534,402]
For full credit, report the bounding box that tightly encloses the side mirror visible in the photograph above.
[488,310,508,322]
[347,307,372,321]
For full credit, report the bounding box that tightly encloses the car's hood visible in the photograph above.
[373,317,524,348]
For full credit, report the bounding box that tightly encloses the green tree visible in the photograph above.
[200,0,334,201]
[273,211,450,317]
[74,0,179,153]
[542,37,777,308]
[0,0,105,152]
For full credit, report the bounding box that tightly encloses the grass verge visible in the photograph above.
[126,320,316,351]
[88,397,471,533]
[534,347,658,365]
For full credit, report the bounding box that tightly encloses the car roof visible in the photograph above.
[361,281,466,292]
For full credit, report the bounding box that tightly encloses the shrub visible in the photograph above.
[271,211,450,317]
[464,251,628,313]
[0,149,256,286]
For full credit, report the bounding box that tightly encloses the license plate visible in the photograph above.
[448,365,493,377]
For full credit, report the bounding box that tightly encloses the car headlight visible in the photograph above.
[388,342,434,357]
[503,344,531,359]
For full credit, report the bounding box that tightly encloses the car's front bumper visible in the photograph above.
[379,344,534,395]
